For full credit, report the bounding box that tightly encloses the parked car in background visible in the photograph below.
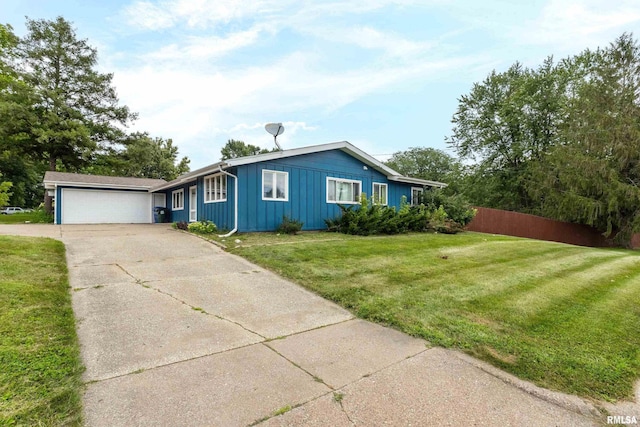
[1,207,27,215]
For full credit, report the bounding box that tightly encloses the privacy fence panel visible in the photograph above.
[465,207,640,248]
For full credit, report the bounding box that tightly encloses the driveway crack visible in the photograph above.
[262,343,333,390]
[117,265,267,340]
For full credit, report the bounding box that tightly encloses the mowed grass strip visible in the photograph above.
[231,232,640,401]
[0,211,52,224]
[0,236,83,426]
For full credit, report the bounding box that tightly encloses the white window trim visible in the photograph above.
[204,173,227,203]
[372,182,388,206]
[172,189,184,211]
[262,169,289,202]
[411,186,424,206]
[326,177,362,205]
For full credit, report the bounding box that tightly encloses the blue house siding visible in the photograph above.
[196,174,234,231]
[164,181,196,223]
[154,147,425,232]
[235,150,414,232]
[388,181,412,207]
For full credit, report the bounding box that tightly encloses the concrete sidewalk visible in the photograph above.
[0,224,615,425]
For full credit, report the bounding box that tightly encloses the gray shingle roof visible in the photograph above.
[43,171,166,189]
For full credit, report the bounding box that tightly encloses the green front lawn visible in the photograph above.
[0,236,83,425]
[0,211,53,224]
[230,231,640,401]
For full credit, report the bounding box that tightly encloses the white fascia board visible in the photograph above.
[150,163,227,192]
[388,175,448,188]
[42,180,153,191]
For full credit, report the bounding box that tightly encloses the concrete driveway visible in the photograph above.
[0,224,608,426]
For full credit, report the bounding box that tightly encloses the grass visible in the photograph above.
[0,211,53,224]
[229,231,640,402]
[0,236,83,426]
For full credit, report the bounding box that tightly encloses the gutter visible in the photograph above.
[42,180,156,191]
[216,166,239,238]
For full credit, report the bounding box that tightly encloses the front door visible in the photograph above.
[189,186,197,222]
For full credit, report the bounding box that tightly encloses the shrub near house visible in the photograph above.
[325,191,475,236]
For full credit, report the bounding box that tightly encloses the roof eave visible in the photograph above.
[42,180,156,191]
[150,162,229,192]
[388,176,448,188]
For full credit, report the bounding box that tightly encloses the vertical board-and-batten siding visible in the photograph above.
[163,176,234,230]
[163,181,194,224]
[237,149,408,232]
[197,173,234,230]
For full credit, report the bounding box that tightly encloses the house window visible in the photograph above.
[172,189,184,210]
[204,174,227,203]
[262,170,288,201]
[327,177,361,204]
[411,187,424,206]
[373,182,388,206]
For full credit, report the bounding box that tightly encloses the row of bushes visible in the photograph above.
[172,220,218,234]
[174,190,475,237]
[325,191,476,236]
[173,218,304,235]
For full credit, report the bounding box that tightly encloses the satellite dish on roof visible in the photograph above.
[265,123,284,151]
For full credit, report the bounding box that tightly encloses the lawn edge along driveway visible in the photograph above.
[0,235,83,426]
[229,231,640,403]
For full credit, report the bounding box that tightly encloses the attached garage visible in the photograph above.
[43,172,167,225]
[61,188,152,224]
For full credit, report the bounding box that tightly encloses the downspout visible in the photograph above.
[217,166,238,238]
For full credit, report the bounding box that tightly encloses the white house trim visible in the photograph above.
[262,169,289,202]
[388,176,447,188]
[172,189,184,210]
[372,182,388,206]
[326,176,362,205]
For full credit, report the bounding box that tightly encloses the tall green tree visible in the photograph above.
[385,147,463,193]
[529,34,640,244]
[220,139,272,160]
[18,17,135,212]
[0,172,12,206]
[86,132,190,181]
[0,23,25,206]
[447,59,568,211]
[0,23,18,87]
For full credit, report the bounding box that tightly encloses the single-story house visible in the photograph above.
[44,141,446,231]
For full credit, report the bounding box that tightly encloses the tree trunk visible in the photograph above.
[44,154,56,215]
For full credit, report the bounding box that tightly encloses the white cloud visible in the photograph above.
[123,1,175,30]
[518,0,640,50]
[111,0,506,168]
[123,0,288,30]
[144,27,264,61]
[300,25,433,59]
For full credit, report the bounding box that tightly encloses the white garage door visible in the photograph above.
[61,189,152,224]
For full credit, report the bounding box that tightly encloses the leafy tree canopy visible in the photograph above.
[385,147,463,193]
[446,58,569,211]
[447,31,640,245]
[0,172,12,207]
[220,139,273,160]
[18,17,135,169]
[529,33,640,244]
[86,132,190,181]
